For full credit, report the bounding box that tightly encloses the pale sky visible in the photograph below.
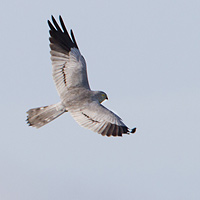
[0,0,200,199]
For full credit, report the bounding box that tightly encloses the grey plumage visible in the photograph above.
[26,16,136,137]
[27,102,66,128]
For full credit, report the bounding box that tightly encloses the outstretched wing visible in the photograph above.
[48,16,90,98]
[70,101,136,137]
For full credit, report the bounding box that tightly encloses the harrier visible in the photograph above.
[26,16,136,137]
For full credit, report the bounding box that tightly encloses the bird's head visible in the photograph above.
[95,91,108,103]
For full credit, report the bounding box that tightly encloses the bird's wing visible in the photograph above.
[70,101,136,137]
[48,16,90,98]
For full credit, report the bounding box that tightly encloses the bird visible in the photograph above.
[26,15,136,137]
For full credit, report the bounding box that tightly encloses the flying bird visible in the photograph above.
[26,16,136,137]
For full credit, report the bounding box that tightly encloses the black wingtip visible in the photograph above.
[59,15,68,34]
[47,15,79,53]
[131,127,136,134]
[48,19,55,31]
[70,29,79,49]
[51,15,55,21]
[59,15,63,22]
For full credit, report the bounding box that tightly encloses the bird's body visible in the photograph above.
[27,16,136,137]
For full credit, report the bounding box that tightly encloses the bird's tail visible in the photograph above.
[26,102,66,128]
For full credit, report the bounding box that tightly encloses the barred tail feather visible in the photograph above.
[26,102,66,128]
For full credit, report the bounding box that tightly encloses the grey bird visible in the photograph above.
[26,16,136,137]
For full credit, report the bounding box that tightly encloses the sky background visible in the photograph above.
[0,0,200,199]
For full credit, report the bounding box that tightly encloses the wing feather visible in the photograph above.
[70,101,135,137]
[48,16,90,98]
